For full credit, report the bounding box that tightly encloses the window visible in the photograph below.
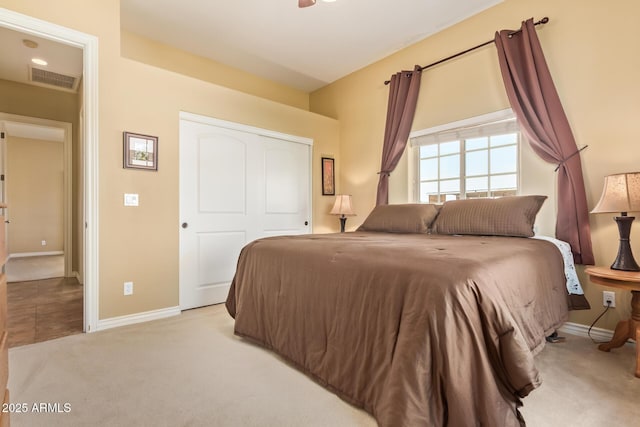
[411,113,520,203]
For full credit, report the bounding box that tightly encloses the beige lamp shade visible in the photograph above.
[591,172,640,214]
[330,195,355,217]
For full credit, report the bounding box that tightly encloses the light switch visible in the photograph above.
[124,193,139,206]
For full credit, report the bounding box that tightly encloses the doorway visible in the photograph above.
[0,115,72,280]
[0,116,82,346]
[0,8,99,333]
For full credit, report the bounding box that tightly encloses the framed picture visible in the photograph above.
[321,157,335,196]
[123,131,158,171]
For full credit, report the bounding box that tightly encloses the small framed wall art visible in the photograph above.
[123,131,158,171]
[321,157,335,196]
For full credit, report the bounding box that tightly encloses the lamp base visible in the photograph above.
[611,216,640,271]
[339,216,347,233]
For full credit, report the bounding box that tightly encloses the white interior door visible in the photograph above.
[179,114,312,310]
[262,135,310,237]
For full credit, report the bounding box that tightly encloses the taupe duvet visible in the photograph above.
[226,232,570,427]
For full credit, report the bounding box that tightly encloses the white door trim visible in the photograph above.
[0,113,73,277]
[0,8,100,333]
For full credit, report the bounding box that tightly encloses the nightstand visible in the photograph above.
[585,266,640,378]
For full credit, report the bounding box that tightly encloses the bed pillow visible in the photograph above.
[357,204,440,233]
[431,195,546,237]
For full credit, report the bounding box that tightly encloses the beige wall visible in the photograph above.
[0,0,339,319]
[102,63,338,318]
[0,79,78,123]
[310,0,640,330]
[6,136,64,253]
[121,30,310,111]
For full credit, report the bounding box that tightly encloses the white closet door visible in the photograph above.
[179,115,311,310]
[262,135,310,237]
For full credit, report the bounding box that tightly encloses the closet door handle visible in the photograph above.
[181,222,188,229]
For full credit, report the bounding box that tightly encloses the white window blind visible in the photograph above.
[410,118,519,147]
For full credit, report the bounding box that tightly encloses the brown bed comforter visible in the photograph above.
[225,232,570,427]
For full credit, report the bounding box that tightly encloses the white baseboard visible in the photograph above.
[9,251,64,258]
[559,322,614,342]
[71,271,83,285]
[96,306,181,332]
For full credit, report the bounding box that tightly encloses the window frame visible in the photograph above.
[410,110,521,203]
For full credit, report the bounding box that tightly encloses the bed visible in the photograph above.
[225,196,587,426]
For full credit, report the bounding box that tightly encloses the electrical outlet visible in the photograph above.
[124,281,134,296]
[41,240,46,246]
[603,291,616,308]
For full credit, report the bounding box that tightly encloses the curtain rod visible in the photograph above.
[384,17,550,85]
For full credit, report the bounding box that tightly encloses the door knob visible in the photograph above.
[181,222,188,229]
[4,220,9,224]
[304,221,308,226]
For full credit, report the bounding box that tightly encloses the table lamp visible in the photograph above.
[330,195,355,233]
[591,172,640,271]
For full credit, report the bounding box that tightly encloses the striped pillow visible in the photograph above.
[431,195,546,237]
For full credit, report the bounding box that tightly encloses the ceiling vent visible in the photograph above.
[29,65,80,92]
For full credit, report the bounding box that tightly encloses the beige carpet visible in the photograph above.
[8,304,640,427]
[5,255,64,282]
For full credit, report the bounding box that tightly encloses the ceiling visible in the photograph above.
[0,0,503,94]
[0,25,83,93]
[121,0,503,92]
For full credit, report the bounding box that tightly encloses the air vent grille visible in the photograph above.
[30,67,78,90]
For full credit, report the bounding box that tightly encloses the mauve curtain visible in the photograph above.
[495,19,594,265]
[376,65,422,205]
